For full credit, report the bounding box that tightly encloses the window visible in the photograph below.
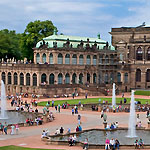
[146,69,150,82]
[105,73,109,84]
[2,72,5,84]
[147,47,150,60]
[93,73,97,84]
[110,55,114,64]
[79,55,84,65]
[20,73,24,85]
[124,73,128,83]
[99,55,103,64]
[93,55,97,65]
[87,73,90,83]
[8,72,11,84]
[105,55,109,64]
[110,73,114,83]
[65,54,70,64]
[72,73,77,84]
[49,74,54,84]
[58,73,63,84]
[36,53,40,63]
[136,47,143,60]
[26,73,30,86]
[86,55,91,65]
[33,73,37,86]
[117,72,121,83]
[65,73,70,84]
[42,53,46,63]
[72,54,77,64]
[41,73,46,84]
[49,53,53,64]
[136,69,141,82]
[58,53,63,64]
[79,73,83,84]
[14,72,18,85]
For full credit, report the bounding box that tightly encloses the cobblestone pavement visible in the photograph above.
[0,94,149,150]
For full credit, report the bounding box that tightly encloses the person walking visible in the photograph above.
[78,114,81,125]
[4,122,8,135]
[58,104,60,113]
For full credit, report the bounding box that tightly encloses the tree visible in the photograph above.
[0,29,22,60]
[21,20,57,60]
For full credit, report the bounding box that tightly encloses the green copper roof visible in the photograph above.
[36,33,115,51]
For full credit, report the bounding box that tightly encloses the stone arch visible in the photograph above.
[41,73,47,84]
[14,72,18,85]
[136,46,143,60]
[72,54,77,64]
[58,53,63,64]
[79,55,84,65]
[65,54,70,64]
[58,73,63,84]
[20,72,24,85]
[33,73,37,86]
[49,73,55,84]
[42,53,46,63]
[72,73,77,84]
[36,53,40,63]
[65,73,70,84]
[49,53,53,64]
[26,73,30,86]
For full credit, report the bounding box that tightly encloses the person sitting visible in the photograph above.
[110,124,114,129]
[115,139,120,150]
[105,138,110,150]
[60,127,64,134]
[30,119,34,126]
[68,135,73,146]
[26,118,30,125]
[55,128,59,135]
[41,130,47,138]
[72,134,77,145]
[110,138,115,150]
[134,139,138,149]
[67,128,71,134]
[138,121,142,128]
[105,124,110,130]
[35,117,39,125]
[115,122,119,128]
[83,138,88,150]
[78,125,82,131]
[138,138,144,149]
[76,126,79,132]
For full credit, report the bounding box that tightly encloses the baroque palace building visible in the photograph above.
[1,26,150,96]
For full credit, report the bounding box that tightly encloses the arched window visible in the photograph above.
[72,54,77,64]
[33,73,37,86]
[26,73,30,86]
[87,73,90,83]
[146,69,150,82]
[79,55,84,65]
[65,73,70,84]
[136,47,143,60]
[79,73,83,84]
[117,72,121,83]
[20,73,24,85]
[65,54,70,64]
[2,72,5,84]
[49,53,53,64]
[105,73,109,84]
[136,69,141,82]
[58,53,63,64]
[99,55,103,64]
[110,55,114,64]
[124,73,128,83]
[36,53,40,64]
[42,53,46,63]
[93,73,97,84]
[41,73,46,84]
[8,72,11,84]
[110,73,114,83]
[93,55,97,65]
[147,47,150,60]
[86,55,91,65]
[72,73,77,84]
[49,73,54,84]
[105,55,109,64]
[14,72,18,85]
[58,73,63,84]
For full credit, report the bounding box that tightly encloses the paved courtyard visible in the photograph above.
[0,93,149,150]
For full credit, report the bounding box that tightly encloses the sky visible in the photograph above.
[0,0,150,42]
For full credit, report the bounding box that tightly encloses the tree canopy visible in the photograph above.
[20,20,57,60]
[0,29,22,60]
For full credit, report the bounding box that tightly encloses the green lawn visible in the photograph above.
[0,145,63,150]
[38,97,150,106]
[135,90,150,96]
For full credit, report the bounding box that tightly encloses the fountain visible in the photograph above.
[0,80,8,119]
[112,83,116,107]
[127,90,137,138]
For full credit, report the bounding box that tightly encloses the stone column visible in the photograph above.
[12,72,14,85]
[24,73,26,86]
[34,52,36,64]
[70,54,72,65]
[37,73,40,86]
[77,54,79,65]
[46,52,49,63]
[121,72,124,83]
[40,53,42,63]
[91,55,93,65]
[83,73,86,84]
[55,73,58,84]
[30,73,33,86]
[6,72,8,85]
[18,73,20,85]
[90,73,93,84]
[84,55,86,65]
[63,54,65,64]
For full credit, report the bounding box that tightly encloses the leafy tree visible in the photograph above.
[0,29,22,60]
[21,20,57,60]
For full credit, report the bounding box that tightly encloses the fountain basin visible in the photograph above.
[48,129,150,145]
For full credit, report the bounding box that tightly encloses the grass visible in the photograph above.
[38,97,150,106]
[0,145,63,150]
[135,90,150,96]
